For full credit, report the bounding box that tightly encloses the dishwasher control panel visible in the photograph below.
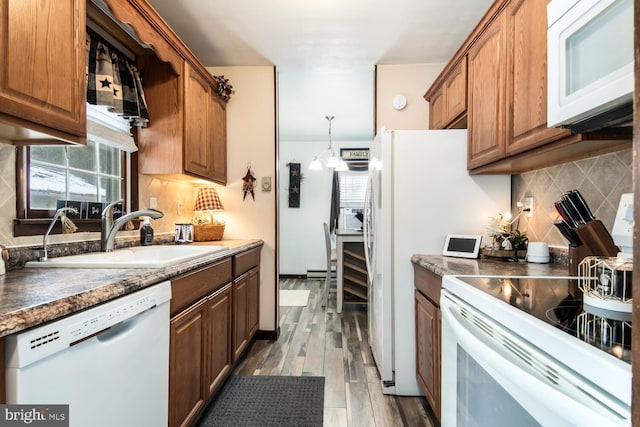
[69,293,157,341]
[5,281,172,369]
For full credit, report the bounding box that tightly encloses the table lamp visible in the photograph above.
[193,187,225,241]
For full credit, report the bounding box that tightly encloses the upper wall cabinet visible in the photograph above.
[137,58,227,185]
[425,0,632,174]
[99,0,227,185]
[505,0,569,155]
[208,92,227,184]
[467,13,506,169]
[425,57,467,130]
[183,64,227,183]
[0,0,86,144]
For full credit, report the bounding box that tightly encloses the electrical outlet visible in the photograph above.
[177,200,183,216]
[149,197,157,209]
[522,196,534,217]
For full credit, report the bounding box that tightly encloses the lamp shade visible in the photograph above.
[194,187,224,211]
[309,156,323,171]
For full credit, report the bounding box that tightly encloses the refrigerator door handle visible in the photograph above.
[363,173,374,282]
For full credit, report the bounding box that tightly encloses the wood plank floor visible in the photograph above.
[232,277,439,427]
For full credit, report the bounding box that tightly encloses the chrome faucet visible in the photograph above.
[41,207,78,261]
[102,207,164,252]
[101,199,124,252]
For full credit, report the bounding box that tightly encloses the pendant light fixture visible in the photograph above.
[309,115,342,170]
[325,116,340,169]
[309,155,323,171]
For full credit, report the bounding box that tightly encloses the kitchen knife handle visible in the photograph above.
[554,201,574,227]
[553,220,582,246]
[562,194,586,225]
[570,189,596,222]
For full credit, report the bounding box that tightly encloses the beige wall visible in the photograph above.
[206,66,277,332]
[375,63,446,132]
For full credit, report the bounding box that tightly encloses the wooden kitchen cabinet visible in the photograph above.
[169,258,233,427]
[208,94,228,184]
[169,297,208,427]
[424,0,631,174]
[232,247,262,361]
[0,0,86,144]
[415,291,441,421]
[426,58,467,130]
[505,0,569,155]
[443,58,467,127]
[247,266,260,338]
[231,268,260,362]
[170,284,234,427]
[414,264,442,421]
[168,246,262,427]
[428,88,445,130]
[184,65,211,178]
[232,272,249,361]
[138,59,228,185]
[205,283,233,396]
[467,11,507,169]
[183,65,227,182]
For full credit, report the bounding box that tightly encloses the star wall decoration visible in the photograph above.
[242,165,257,201]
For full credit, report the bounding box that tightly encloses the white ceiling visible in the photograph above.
[144,0,493,141]
[146,0,492,68]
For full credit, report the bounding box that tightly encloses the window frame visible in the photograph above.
[13,145,138,237]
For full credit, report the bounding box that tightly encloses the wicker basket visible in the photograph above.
[193,224,225,241]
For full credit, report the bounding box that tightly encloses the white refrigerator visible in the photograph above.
[363,129,511,395]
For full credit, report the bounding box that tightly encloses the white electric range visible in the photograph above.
[441,275,630,427]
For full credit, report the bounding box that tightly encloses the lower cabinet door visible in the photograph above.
[232,273,249,361]
[206,283,233,395]
[247,267,259,338]
[169,298,207,427]
[415,290,441,421]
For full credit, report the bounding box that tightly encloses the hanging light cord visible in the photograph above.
[326,115,334,151]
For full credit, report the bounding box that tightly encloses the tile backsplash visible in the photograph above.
[512,148,633,247]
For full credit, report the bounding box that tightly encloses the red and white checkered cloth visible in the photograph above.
[194,188,224,211]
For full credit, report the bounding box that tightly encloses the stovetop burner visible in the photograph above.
[457,276,632,364]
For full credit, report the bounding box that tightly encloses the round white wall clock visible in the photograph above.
[392,94,407,111]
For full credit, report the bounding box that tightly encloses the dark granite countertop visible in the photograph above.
[411,254,572,278]
[0,239,263,338]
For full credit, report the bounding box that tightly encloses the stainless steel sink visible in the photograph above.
[25,245,228,269]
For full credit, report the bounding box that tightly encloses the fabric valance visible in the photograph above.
[86,30,149,127]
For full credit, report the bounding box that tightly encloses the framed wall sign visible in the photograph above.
[340,148,369,161]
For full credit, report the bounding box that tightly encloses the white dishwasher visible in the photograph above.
[5,281,172,427]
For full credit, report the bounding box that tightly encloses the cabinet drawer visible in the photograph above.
[171,258,232,316]
[413,264,442,306]
[233,247,261,277]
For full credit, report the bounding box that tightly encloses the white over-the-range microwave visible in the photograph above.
[547,0,633,134]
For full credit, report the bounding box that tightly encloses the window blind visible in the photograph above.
[339,170,367,208]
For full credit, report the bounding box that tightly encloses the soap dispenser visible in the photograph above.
[140,216,154,246]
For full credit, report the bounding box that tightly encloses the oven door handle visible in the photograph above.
[441,296,629,426]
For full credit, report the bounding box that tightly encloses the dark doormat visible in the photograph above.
[197,375,325,427]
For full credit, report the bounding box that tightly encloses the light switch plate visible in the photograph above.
[261,177,272,192]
